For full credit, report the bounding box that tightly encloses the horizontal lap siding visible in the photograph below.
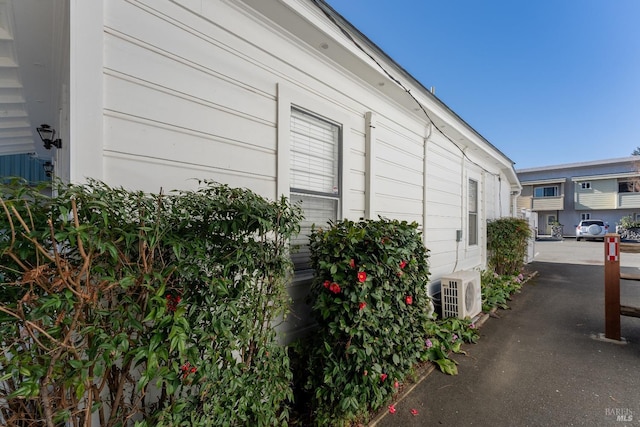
[373,121,424,223]
[103,1,373,203]
[575,180,617,210]
[103,1,280,195]
[424,136,463,279]
[101,1,367,341]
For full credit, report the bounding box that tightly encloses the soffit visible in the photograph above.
[520,178,567,186]
[571,172,639,182]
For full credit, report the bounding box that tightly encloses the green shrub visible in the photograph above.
[0,179,302,426]
[481,270,525,311]
[487,217,530,276]
[298,218,432,425]
[422,317,479,375]
[619,215,640,229]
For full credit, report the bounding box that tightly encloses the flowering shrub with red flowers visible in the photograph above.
[298,218,432,425]
[0,179,301,426]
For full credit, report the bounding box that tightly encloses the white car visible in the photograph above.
[575,219,609,241]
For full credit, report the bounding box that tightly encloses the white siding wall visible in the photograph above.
[424,134,464,289]
[68,0,517,337]
[372,119,424,223]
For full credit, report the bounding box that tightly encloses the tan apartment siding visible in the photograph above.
[619,193,640,209]
[517,195,531,211]
[532,197,563,210]
[574,179,616,210]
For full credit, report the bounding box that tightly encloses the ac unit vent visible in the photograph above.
[440,270,482,319]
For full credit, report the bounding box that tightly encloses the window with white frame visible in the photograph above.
[468,179,478,246]
[581,213,591,220]
[580,182,591,190]
[289,107,341,270]
[534,186,558,198]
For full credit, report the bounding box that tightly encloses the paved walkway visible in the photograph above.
[372,260,640,426]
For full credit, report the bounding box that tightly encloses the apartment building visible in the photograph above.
[516,156,640,237]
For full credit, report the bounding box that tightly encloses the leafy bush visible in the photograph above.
[487,217,530,276]
[481,270,525,312]
[422,317,479,375]
[0,179,302,426]
[619,215,640,229]
[297,218,432,425]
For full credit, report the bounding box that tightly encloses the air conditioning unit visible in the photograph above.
[440,270,482,319]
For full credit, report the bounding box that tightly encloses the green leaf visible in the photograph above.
[435,358,458,376]
[69,359,84,369]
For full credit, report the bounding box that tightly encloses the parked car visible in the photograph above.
[575,219,609,241]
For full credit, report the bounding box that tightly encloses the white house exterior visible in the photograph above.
[5,0,520,338]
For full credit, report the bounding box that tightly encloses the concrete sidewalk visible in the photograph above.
[372,261,640,426]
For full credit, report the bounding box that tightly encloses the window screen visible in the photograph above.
[289,108,341,270]
[468,179,478,246]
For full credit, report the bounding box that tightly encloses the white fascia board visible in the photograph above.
[521,178,567,186]
[571,172,639,182]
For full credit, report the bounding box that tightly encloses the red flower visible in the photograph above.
[180,362,196,379]
[329,282,341,294]
[359,302,367,311]
[380,373,388,382]
[323,280,330,288]
[405,295,413,305]
[349,258,356,268]
[410,408,419,416]
[388,404,396,414]
[394,380,399,388]
[357,271,367,283]
[400,260,407,269]
[166,294,180,312]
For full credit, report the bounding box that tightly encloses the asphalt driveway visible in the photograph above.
[533,238,640,268]
[372,239,640,426]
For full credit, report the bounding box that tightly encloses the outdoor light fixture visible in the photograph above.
[43,161,54,177]
[37,124,62,149]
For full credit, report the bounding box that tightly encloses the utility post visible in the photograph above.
[604,233,620,341]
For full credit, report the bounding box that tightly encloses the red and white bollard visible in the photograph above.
[604,234,621,341]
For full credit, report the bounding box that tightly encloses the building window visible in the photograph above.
[289,107,341,270]
[534,186,558,198]
[468,179,478,246]
[618,179,640,193]
[581,213,591,220]
[580,182,591,190]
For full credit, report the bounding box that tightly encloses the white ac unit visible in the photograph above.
[440,270,482,319]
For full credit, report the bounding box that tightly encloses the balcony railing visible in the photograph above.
[618,192,640,209]
[532,196,564,211]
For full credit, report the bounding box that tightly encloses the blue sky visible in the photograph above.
[325,0,640,169]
